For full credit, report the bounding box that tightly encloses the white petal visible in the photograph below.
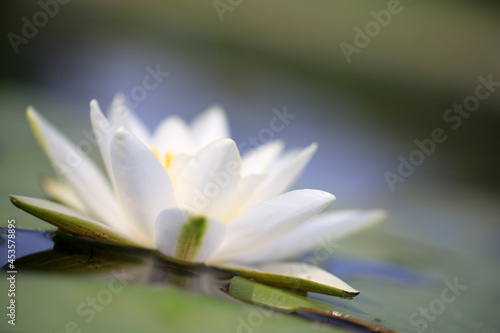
[167,153,192,189]
[27,107,126,230]
[111,128,177,245]
[108,93,150,145]
[175,139,241,221]
[236,210,386,263]
[39,176,86,212]
[209,189,335,262]
[90,99,115,184]
[151,116,196,155]
[241,140,284,177]
[190,105,230,149]
[155,209,226,263]
[248,143,318,206]
[221,174,268,222]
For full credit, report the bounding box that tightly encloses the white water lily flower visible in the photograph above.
[10,95,385,297]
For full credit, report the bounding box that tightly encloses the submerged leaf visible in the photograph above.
[228,276,336,312]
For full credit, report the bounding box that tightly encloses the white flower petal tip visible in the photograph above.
[368,209,388,224]
[247,142,319,205]
[89,99,99,110]
[155,209,226,263]
[25,105,126,230]
[151,116,195,156]
[235,208,384,264]
[9,195,152,249]
[198,104,227,122]
[305,142,318,154]
[108,94,150,145]
[210,189,335,262]
[347,209,387,232]
[190,105,230,149]
[215,262,359,298]
[89,100,108,126]
[26,106,46,150]
[109,93,128,113]
[241,139,285,177]
[89,99,116,181]
[113,126,127,140]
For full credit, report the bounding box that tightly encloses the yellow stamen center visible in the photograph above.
[165,152,175,169]
[151,147,176,170]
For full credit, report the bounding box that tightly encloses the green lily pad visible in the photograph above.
[228,276,398,332]
[0,274,347,333]
[9,194,149,249]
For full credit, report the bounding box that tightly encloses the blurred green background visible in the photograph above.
[1,1,499,332]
